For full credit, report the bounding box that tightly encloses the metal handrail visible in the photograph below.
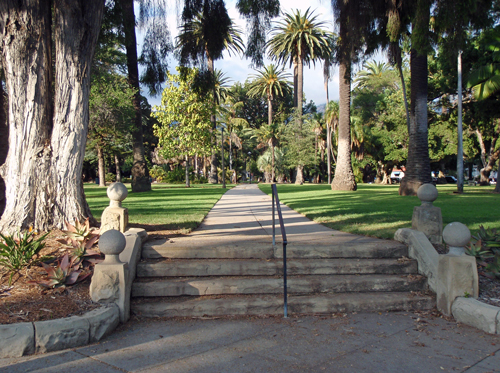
[271,184,288,318]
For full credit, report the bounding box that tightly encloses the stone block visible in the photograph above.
[412,205,443,244]
[121,233,142,281]
[81,305,120,342]
[452,297,500,334]
[90,263,130,323]
[437,255,478,316]
[0,322,35,358]
[34,316,89,353]
[395,228,439,292]
[125,227,148,243]
[101,206,128,234]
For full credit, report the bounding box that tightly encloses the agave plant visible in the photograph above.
[63,236,101,264]
[30,254,90,289]
[62,218,100,243]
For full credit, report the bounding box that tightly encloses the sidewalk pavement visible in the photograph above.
[2,184,499,372]
[1,312,499,372]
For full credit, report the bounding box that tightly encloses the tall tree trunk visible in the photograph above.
[479,122,499,185]
[399,0,432,196]
[207,57,218,184]
[185,155,190,187]
[0,75,7,218]
[399,48,432,195]
[97,146,106,187]
[121,0,151,193]
[397,57,411,134]
[115,154,121,182]
[0,0,103,233]
[331,62,356,191]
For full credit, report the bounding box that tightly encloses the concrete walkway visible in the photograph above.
[146,184,397,251]
[2,184,500,372]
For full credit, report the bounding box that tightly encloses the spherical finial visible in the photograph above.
[99,229,126,264]
[107,182,128,202]
[417,183,438,205]
[443,222,471,256]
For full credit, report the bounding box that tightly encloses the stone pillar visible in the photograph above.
[412,183,443,244]
[90,230,130,322]
[437,222,479,316]
[100,182,129,234]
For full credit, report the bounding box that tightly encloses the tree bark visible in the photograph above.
[331,62,356,191]
[0,75,7,218]
[399,2,432,196]
[97,146,106,187]
[0,0,103,233]
[115,154,121,182]
[120,0,151,193]
[185,155,190,187]
[207,57,218,184]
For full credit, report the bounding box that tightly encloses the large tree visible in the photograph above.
[0,0,104,233]
[330,0,385,191]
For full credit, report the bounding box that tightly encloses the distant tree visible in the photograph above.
[152,68,212,187]
[177,7,244,184]
[248,64,292,182]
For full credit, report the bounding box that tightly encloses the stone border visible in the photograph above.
[0,228,147,359]
[395,228,500,335]
[0,304,119,358]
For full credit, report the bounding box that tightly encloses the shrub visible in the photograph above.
[105,173,116,183]
[0,229,49,285]
[150,165,168,182]
[466,225,500,279]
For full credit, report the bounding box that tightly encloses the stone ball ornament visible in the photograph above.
[443,222,471,256]
[417,183,438,205]
[99,229,126,264]
[107,182,128,202]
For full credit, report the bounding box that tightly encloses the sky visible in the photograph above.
[138,0,344,108]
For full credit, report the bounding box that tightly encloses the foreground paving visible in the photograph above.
[2,312,499,372]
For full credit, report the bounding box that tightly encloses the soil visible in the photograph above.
[0,226,185,325]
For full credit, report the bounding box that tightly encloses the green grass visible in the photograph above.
[84,183,232,231]
[259,183,500,239]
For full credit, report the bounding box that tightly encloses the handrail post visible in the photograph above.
[272,184,276,247]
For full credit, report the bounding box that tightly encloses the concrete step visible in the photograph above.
[131,292,435,318]
[142,241,408,260]
[137,258,418,278]
[132,274,427,297]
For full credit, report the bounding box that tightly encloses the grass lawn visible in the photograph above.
[84,183,232,231]
[259,183,500,239]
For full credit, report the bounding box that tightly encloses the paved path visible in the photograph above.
[147,184,396,249]
[2,184,499,372]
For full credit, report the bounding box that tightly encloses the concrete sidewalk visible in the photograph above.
[146,184,398,251]
[2,312,499,372]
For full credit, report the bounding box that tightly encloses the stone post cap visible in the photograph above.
[107,182,128,207]
[443,222,471,256]
[417,183,438,205]
[99,229,126,264]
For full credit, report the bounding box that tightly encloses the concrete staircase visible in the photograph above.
[131,239,435,317]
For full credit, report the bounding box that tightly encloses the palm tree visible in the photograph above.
[353,61,394,89]
[325,100,339,184]
[467,35,500,100]
[267,8,331,115]
[330,0,384,191]
[176,11,244,184]
[248,64,292,182]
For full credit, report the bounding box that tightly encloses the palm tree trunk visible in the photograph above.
[399,47,432,195]
[327,123,331,184]
[331,62,356,191]
[397,58,411,134]
[207,57,218,184]
[0,79,7,218]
